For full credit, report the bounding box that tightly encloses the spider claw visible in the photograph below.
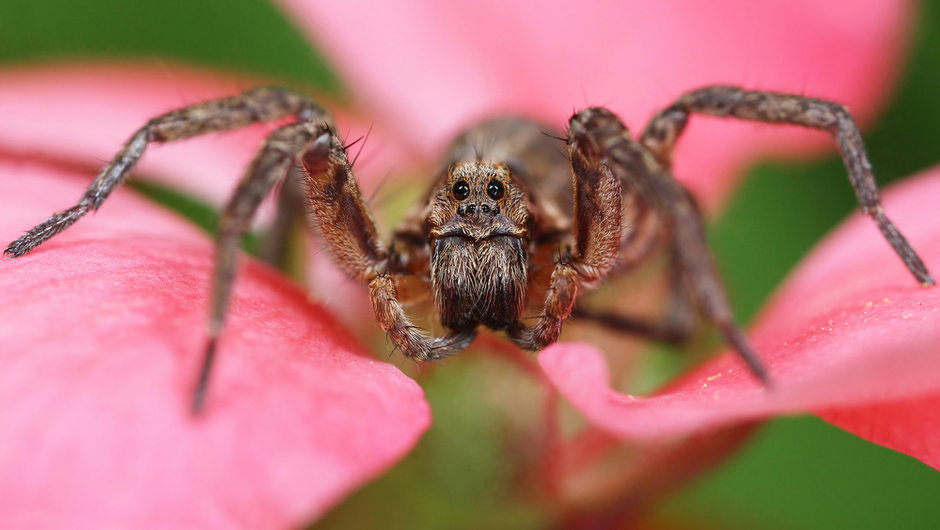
[191,335,219,415]
[719,323,771,387]
[3,241,21,258]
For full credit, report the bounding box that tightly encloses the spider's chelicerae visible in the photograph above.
[5,86,934,412]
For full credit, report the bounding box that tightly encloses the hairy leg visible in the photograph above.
[641,85,933,286]
[615,130,769,381]
[566,153,697,344]
[369,275,477,361]
[5,87,323,257]
[572,247,697,344]
[2,88,338,411]
[524,106,769,382]
[259,169,308,270]
[301,131,476,362]
[510,108,625,349]
[196,120,334,412]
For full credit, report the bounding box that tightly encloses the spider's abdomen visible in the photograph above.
[431,235,527,331]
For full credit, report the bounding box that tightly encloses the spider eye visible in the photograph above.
[486,180,504,200]
[452,180,470,201]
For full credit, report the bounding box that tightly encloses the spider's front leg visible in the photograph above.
[509,108,625,350]
[4,87,321,257]
[515,107,771,383]
[3,87,347,411]
[300,134,477,363]
[641,85,934,286]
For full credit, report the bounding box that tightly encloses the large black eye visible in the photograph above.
[486,179,504,200]
[452,180,470,201]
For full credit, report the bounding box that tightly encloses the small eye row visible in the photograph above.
[452,179,505,201]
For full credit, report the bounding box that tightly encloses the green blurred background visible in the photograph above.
[2,1,939,528]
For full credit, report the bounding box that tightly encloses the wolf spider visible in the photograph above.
[5,86,934,412]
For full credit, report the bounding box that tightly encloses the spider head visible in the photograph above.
[427,161,528,241]
[427,161,530,330]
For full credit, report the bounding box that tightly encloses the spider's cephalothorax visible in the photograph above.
[5,85,934,412]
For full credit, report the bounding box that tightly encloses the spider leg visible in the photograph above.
[370,275,477,360]
[4,87,323,257]
[618,124,770,381]
[566,188,702,343]
[641,85,934,287]
[517,107,769,382]
[300,131,476,362]
[572,246,697,344]
[196,119,334,412]
[571,305,691,343]
[616,197,663,270]
[259,168,308,271]
[1,88,341,412]
[508,108,626,350]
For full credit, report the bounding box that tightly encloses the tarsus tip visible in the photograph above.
[190,336,218,417]
[190,391,207,416]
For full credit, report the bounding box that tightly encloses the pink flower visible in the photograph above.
[0,0,933,527]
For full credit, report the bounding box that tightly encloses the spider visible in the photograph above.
[5,86,934,412]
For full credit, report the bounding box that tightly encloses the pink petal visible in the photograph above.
[0,63,408,207]
[0,163,429,528]
[279,0,910,206]
[539,166,940,467]
[818,392,940,471]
